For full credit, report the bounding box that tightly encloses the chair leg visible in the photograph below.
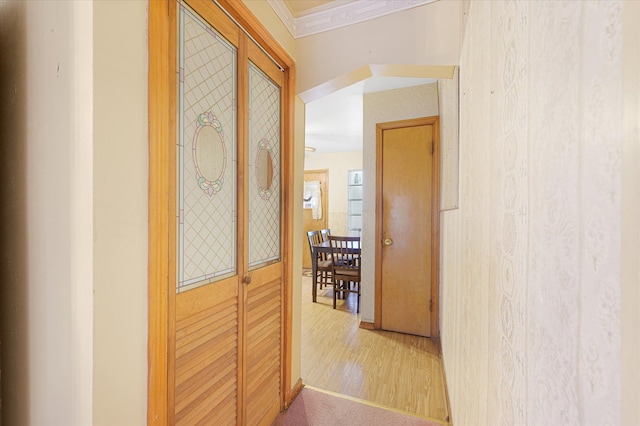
[333,280,337,309]
[312,272,317,303]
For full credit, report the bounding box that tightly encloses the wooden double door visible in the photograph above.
[149,1,294,424]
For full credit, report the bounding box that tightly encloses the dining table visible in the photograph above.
[311,238,361,303]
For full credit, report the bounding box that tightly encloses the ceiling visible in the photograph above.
[278,1,440,156]
[282,0,355,17]
[305,77,436,155]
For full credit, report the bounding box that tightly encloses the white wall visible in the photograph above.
[0,1,149,424]
[304,150,363,236]
[0,1,94,424]
[361,83,439,323]
[440,1,636,424]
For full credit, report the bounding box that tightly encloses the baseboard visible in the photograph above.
[286,378,304,408]
[359,320,375,330]
[439,340,453,425]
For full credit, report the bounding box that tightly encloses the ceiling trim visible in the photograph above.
[299,63,455,103]
[267,0,296,35]
[267,0,439,39]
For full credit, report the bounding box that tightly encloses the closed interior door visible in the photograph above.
[302,170,328,268]
[169,1,284,424]
[244,41,284,426]
[376,118,439,337]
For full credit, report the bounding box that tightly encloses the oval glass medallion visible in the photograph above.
[255,140,275,199]
[193,112,226,196]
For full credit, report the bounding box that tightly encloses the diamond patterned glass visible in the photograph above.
[248,62,281,269]
[177,5,237,291]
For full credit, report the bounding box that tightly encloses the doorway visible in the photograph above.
[375,117,440,338]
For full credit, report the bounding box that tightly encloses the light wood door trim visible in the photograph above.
[148,1,172,423]
[237,31,249,426]
[147,0,296,423]
[374,117,440,338]
[303,169,329,269]
[281,63,296,408]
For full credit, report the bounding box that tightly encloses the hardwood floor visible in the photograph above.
[300,272,451,424]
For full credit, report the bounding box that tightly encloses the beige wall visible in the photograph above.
[242,0,296,59]
[295,1,461,94]
[440,1,637,424]
[93,1,148,425]
[361,83,439,323]
[289,96,306,391]
[621,1,640,424]
[304,150,363,236]
[0,1,95,424]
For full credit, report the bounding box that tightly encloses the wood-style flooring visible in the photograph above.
[300,272,451,424]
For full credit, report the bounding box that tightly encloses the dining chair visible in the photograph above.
[328,235,361,313]
[306,230,332,301]
[320,228,331,242]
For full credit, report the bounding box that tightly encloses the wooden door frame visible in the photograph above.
[373,116,440,338]
[304,169,329,221]
[303,169,329,268]
[148,1,296,424]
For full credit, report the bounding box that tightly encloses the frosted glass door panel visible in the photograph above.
[350,215,362,229]
[177,5,237,291]
[349,200,363,215]
[248,61,281,270]
[349,171,363,185]
[348,185,362,200]
[348,169,363,236]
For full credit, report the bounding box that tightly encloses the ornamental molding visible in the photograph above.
[267,0,438,39]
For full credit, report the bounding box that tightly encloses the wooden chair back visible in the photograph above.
[307,230,330,263]
[306,230,321,256]
[328,236,361,278]
[320,228,331,242]
[328,235,361,312]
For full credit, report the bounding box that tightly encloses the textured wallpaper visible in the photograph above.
[437,67,460,211]
[440,1,623,425]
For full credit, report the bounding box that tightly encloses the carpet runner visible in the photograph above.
[272,386,447,426]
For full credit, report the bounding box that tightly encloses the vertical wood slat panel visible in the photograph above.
[246,278,281,425]
[175,293,238,426]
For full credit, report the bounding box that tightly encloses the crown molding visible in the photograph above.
[267,0,438,39]
[267,0,296,35]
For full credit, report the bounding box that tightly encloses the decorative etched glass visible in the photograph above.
[193,112,226,196]
[248,61,281,269]
[255,139,275,198]
[177,4,237,291]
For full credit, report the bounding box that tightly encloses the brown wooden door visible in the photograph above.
[155,1,287,424]
[243,39,285,426]
[375,117,440,338]
[302,170,328,269]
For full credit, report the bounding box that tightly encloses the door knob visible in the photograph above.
[243,275,252,285]
[383,238,393,246]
